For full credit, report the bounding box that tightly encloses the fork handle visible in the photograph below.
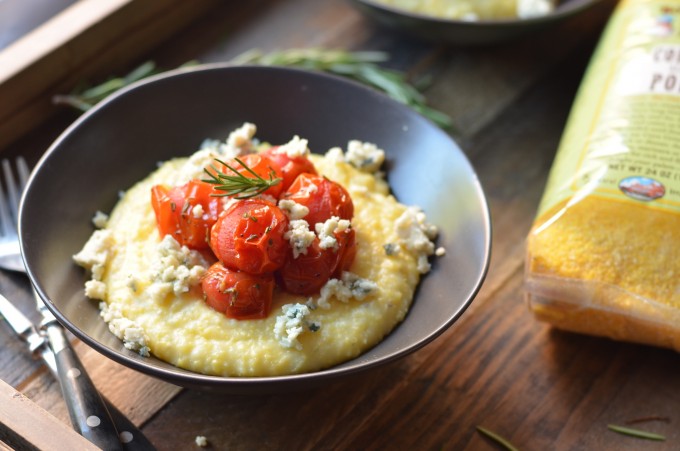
[45,322,124,450]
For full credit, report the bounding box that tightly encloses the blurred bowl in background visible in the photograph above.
[350,0,602,45]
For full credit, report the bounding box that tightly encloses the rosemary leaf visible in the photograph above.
[476,426,520,451]
[53,61,162,112]
[50,95,96,113]
[203,158,281,199]
[607,424,666,441]
[236,48,450,127]
[78,78,126,102]
[123,60,158,84]
[54,49,452,128]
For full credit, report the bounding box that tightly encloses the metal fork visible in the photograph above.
[0,157,29,272]
[0,157,153,450]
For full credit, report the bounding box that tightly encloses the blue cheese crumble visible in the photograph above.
[148,235,207,299]
[315,216,351,250]
[273,303,320,350]
[316,272,378,309]
[99,302,150,356]
[345,140,386,172]
[226,122,257,151]
[394,206,440,274]
[73,229,113,300]
[177,122,257,183]
[284,219,315,258]
[200,122,257,156]
[92,210,109,229]
[278,199,309,220]
[73,229,113,281]
[191,204,204,219]
[276,135,310,158]
[383,242,401,256]
[326,140,385,173]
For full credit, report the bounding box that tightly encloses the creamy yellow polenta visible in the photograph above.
[76,145,434,377]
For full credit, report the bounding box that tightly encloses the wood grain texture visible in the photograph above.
[0,0,221,151]
[0,378,99,451]
[17,341,182,428]
[77,342,182,426]
[1,0,679,450]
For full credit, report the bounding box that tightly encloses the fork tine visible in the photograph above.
[0,157,28,237]
[16,157,29,191]
[2,160,19,228]
[0,166,12,238]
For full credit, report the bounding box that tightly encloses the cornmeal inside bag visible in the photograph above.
[525,0,680,351]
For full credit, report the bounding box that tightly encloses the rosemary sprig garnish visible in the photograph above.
[53,49,451,128]
[476,426,520,451]
[203,158,281,199]
[607,424,666,441]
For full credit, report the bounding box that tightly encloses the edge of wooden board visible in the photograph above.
[0,0,221,151]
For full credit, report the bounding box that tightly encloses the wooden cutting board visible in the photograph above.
[0,377,100,450]
[18,340,182,429]
[0,0,221,152]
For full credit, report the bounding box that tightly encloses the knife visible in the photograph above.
[0,293,156,450]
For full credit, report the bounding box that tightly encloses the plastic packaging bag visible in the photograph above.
[525,0,680,351]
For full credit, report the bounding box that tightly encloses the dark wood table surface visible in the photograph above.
[2,0,679,450]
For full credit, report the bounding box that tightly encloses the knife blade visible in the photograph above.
[0,293,155,450]
[0,293,50,364]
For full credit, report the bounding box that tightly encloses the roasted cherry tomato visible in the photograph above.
[214,153,284,199]
[281,173,354,227]
[201,262,274,319]
[150,180,221,249]
[210,199,289,274]
[333,226,357,278]
[261,146,318,192]
[278,227,356,295]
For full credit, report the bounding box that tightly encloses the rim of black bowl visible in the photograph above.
[21,64,492,391]
[355,0,600,27]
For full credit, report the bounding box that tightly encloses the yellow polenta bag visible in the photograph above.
[525,0,680,351]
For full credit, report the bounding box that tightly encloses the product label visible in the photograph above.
[537,0,680,218]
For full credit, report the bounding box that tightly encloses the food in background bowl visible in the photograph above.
[369,0,555,21]
[350,0,601,46]
[73,123,442,377]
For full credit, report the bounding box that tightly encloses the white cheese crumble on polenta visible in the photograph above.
[73,125,442,377]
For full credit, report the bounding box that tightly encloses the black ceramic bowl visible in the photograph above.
[351,0,601,45]
[20,65,491,393]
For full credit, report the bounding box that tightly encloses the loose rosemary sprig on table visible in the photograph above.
[203,158,281,199]
[232,48,452,128]
[52,60,197,112]
[476,426,520,451]
[53,61,160,112]
[607,424,666,441]
[53,49,451,128]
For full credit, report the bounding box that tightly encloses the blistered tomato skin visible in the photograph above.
[282,173,354,226]
[333,227,357,278]
[210,199,289,274]
[201,262,274,320]
[150,180,221,250]
[216,153,284,199]
[277,239,336,296]
[278,227,356,295]
[262,146,318,192]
